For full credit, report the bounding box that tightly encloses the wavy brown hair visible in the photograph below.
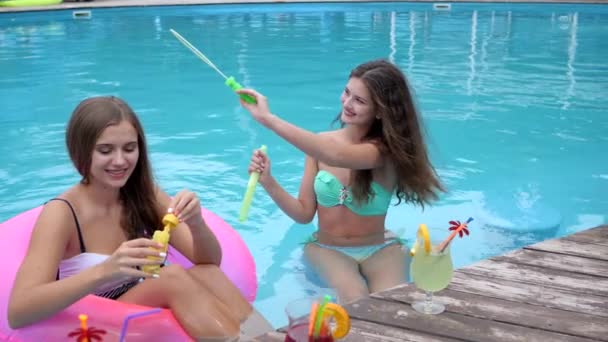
[66,96,160,239]
[335,59,445,208]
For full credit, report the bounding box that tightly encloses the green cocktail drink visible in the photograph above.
[410,239,453,315]
[411,243,453,292]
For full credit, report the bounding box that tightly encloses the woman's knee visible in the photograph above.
[188,263,223,277]
[187,264,253,321]
[186,264,237,292]
[153,264,202,293]
[158,264,191,281]
[158,266,240,338]
[319,267,369,304]
[334,279,368,304]
[193,310,240,341]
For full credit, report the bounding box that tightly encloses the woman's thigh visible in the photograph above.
[117,264,240,339]
[359,243,408,293]
[186,265,252,320]
[117,264,219,309]
[304,243,369,304]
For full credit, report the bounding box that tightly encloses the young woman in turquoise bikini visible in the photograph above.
[237,59,445,304]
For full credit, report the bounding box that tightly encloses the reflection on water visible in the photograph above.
[1,3,607,327]
[562,12,578,110]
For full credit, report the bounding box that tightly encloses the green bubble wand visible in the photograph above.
[170,28,264,222]
[169,28,256,104]
[239,145,268,222]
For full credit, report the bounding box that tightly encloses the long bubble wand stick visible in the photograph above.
[239,145,268,222]
[169,28,256,104]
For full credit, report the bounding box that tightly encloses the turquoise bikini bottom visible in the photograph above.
[304,231,407,263]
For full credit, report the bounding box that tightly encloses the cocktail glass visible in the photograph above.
[284,297,334,342]
[410,239,453,314]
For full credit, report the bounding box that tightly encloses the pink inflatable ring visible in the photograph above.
[0,205,257,341]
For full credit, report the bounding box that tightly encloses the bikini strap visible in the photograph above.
[46,198,86,253]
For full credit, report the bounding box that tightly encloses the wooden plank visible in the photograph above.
[459,258,608,297]
[565,226,608,246]
[525,238,608,261]
[253,318,458,342]
[372,283,608,341]
[343,320,462,342]
[570,225,608,239]
[494,248,608,278]
[253,331,285,342]
[344,297,596,342]
[448,272,608,318]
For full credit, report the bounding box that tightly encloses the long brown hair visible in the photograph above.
[66,96,160,239]
[335,59,445,208]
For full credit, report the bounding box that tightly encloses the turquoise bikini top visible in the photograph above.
[313,170,393,216]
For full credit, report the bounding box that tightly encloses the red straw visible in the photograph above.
[319,318,329,338]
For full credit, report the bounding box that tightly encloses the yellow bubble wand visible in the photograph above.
[142,212,179,275]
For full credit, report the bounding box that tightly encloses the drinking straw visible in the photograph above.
[239,145,268,222]
[438,217,473,253]
[308,301,320,337]
[319,317,330,338]
[118,308,163,342]
[79,314,88,342]
[313,295,332,337]
[79,314,87,332]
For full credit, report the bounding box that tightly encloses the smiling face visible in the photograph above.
[88,120,139,189]
[67,96,159,239]
[340,77,375,127]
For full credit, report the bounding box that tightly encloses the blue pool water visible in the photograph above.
[1,2,607,327]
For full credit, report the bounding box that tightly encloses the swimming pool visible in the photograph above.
[1,2,607,328]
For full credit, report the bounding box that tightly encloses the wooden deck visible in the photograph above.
[254,225,608,342]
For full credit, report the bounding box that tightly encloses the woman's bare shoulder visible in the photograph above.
[32,188,81,244]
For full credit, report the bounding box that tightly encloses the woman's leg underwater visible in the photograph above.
[359,243,408,294]
[304,243,369,304]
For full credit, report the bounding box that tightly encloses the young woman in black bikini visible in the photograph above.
[8,96,271,341]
